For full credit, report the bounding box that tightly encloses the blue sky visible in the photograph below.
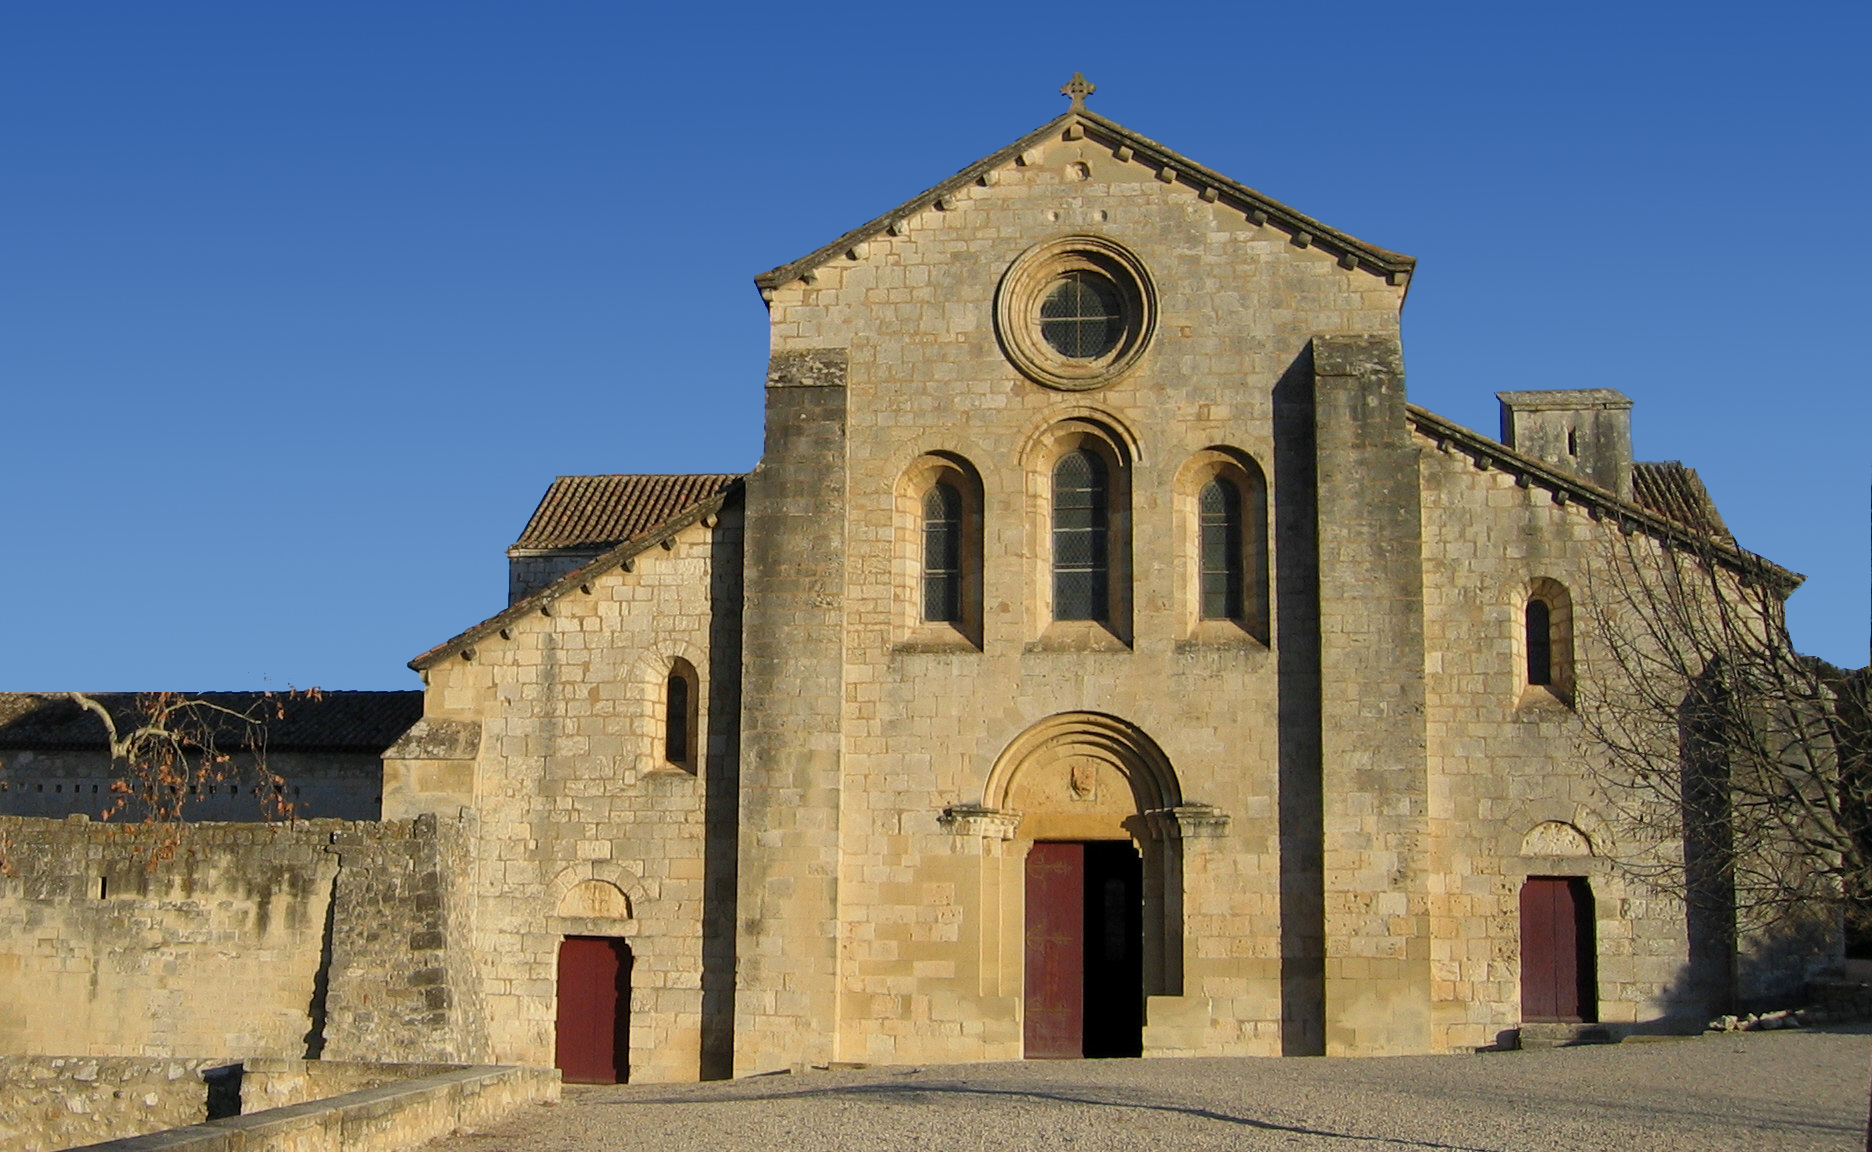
[2,1,1866,689]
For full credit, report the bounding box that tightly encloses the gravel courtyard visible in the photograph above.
[433,1028,1871,1152]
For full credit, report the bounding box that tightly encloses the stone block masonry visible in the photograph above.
[0,1056,236,1152]
[0,814,484,1065]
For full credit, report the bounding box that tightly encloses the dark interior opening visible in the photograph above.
[1082,840,1143,1058]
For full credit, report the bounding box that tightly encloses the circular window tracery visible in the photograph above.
[996,236,1155,391]
[1040,271,1125,359]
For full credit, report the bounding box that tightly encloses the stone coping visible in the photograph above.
[66,1063,559,1152]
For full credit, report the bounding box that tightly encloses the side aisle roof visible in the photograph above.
[414,474,744,671]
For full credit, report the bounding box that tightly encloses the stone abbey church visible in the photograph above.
[0,82,1798,1084]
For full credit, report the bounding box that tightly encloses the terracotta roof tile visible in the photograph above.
[0,691,422,752]
[510,474,743,553]
[1632,461,1732,541]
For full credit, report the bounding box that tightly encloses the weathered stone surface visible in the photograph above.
[0,816,481,1065]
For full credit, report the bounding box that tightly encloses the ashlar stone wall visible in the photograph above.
[391,507,743,1082]
[1415,430,1698,1051]
[0,815,477,1064]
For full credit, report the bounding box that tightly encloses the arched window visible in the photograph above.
[923,481,963,623]
[664,662,697,770]
[1175,448,1268,643]
[1053,448,1109,621]
[1198,478,1244,620]
[1526,599,1553,687]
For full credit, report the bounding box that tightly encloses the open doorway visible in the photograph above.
[1520,877,1597,1023]
[555,936,632,1083]
[1024,841,1143,1058]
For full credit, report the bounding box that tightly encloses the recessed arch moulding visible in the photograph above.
[941,711,1229,1006]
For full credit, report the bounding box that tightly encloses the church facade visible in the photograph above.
[384,85,1788,1081]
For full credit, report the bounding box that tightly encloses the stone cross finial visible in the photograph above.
[1061,72,1096,111]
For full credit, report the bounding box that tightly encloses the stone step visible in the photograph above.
[1516,1022,1617,1049]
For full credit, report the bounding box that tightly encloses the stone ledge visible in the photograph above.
[65,1064,558,1152]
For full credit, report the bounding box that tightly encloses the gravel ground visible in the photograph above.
[433,1028,1872,1152]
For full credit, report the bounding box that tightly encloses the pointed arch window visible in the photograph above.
[1053,449,1110,621]
[1198,478,1244,620]
[923,481,963,623]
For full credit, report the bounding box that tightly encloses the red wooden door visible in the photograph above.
[1025,842,1086,1058]
[555,936,631,1083]
[1521,878,1594,1022]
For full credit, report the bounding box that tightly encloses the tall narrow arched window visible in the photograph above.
[664,661,697,770]
[1198,478,1244,620]
[923,481,963,623]
[1526,599,1553,687]
[1053,448,1109,621]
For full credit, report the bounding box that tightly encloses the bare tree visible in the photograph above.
[1578,524,1871,998]
[0,689,318,871]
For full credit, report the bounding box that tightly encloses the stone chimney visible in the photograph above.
[1497,389,1634,499]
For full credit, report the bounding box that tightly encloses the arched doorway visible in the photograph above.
[982,712,1191,1059]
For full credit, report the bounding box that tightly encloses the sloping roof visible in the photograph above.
[1406,405,1801,593]
[0,691,423,752]
[511,474,743,554]
[1632,461,1732,541]
[413,476,746,671]
[754,109,1416,297]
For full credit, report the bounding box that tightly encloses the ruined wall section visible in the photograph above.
[403,510,742,1082]
[318,815,486,1063]
[0,816,473,1063]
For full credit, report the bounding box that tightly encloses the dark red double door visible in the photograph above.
[1024,841,1143,1058]
[1520,877,1597,1022]
[555,936,632,1083]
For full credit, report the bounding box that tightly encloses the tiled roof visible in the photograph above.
[412,477,745,671]
[510,474,744,554]
[1406,404,1801,593]
[1631,461,1731,542]
[0,691,422,752]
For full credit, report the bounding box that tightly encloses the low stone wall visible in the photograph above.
[67,1064,558,1152]
[0,1057,234,1152]
[239,1058,461,1112]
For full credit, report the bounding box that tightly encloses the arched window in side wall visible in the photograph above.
[1526,599,1554,686]
[665,660,698,771]
[1519,578,1574,706]
[1052,448,1109,621]
[923,481,963,623]
[1198,478,1244,620]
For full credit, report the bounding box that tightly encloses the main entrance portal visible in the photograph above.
[1023,840,1143,1058]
